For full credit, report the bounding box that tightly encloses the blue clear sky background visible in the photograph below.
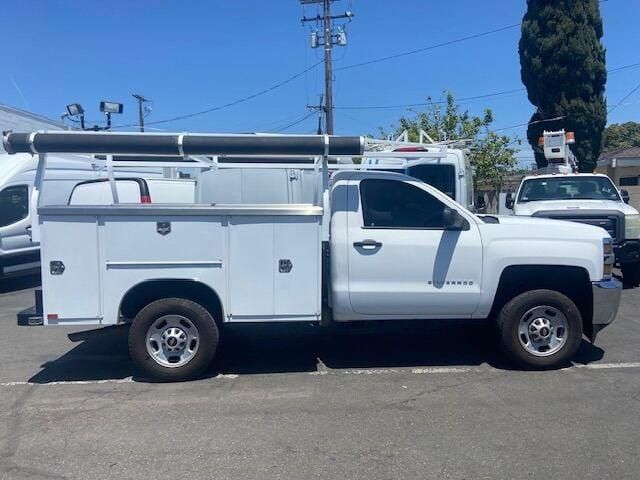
[1,0,638,164]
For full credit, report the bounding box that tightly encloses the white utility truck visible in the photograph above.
[506,130,640,284]
[6,131,621,381]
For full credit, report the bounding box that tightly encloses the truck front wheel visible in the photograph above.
[497,290,583,369]
[129,298,219,381]
[621,262,640,286]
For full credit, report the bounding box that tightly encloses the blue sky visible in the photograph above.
[1,0,639,164]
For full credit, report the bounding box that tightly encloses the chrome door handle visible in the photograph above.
[353,239,382,249]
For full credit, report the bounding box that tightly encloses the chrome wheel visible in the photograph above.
[145,315,200,368]
[517,305,568,357]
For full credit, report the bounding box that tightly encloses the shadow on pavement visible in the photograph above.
[0,274,41,294]
[27,319,605,383]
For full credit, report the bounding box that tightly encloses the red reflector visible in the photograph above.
[47,314,59,320]
[393,147,428,152]
[141,195,151,204]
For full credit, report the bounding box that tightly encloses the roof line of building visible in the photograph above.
[0,103,66,129]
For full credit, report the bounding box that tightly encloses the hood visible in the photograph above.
[486,215,610,241]
[513,199,638,216]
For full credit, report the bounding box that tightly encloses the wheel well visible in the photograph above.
[119,279,224,326]
[490,265,593,337]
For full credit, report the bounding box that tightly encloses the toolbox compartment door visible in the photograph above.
[39,215,101,325]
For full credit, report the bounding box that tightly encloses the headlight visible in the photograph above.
[625,214,640,240]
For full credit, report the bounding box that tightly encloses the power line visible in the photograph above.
[333,61,640,111]
[609,62,640,74]
[491,115,567,133]
[111,60,323,129]
[608,80,640,113]
[335,0,612,73]
[272,111,317,132]
[335,23,520,72]
[335,88,525,110]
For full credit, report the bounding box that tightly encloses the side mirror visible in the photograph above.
[476,194,486,212]
[505,192,514,210]
[442,207,470,231]
[621,189,630,204]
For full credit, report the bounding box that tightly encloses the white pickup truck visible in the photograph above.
[5,131,621,381]
[506,172,640,284]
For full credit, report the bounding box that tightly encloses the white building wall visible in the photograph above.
[0,104,67,152]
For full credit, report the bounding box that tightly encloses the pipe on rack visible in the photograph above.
[2,131,364,157]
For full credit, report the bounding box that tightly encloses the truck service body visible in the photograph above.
[5,130,622,381]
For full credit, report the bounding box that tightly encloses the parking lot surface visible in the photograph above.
[0,275,639,479]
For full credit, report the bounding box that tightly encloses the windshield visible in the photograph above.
[517,176,620,202]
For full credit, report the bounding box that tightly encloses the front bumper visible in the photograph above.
[614,240,640,265]
[591,278,622,340]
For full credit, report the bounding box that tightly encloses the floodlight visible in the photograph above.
[66,103,84,116]
[99,101,124,114]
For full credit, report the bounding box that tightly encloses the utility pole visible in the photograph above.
[132,94,149,132]
[301,0,353,135]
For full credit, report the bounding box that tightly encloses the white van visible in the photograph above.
[0,153,107,277]
[0,153,176,277]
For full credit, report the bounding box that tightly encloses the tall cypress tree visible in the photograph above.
[519,0,607,172]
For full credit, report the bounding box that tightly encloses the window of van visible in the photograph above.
[0,185,29,227]
[406,164,456,199]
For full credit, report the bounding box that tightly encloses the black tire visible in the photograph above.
[621,262,640,286]
[129,298,219,381]
[497,289,583,370]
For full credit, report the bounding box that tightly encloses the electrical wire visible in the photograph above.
[608,80,640,113]
[609,62,640,74]
[333,61,640,111]
[335,88,525,110]
[490,115,567,133]
[335,0,611,73]
[111,60,323,129]
[272,111,317,133]
[335,23,520,72]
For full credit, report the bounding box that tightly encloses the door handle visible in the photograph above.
[353,239,382,249]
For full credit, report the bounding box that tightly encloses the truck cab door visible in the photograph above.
[347,178,482,317]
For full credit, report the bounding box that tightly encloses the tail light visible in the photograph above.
[141,195,151,204]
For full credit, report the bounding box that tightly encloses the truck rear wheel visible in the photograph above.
[497,289,582,369]
[621,262,640,286]
[129,298,219,381]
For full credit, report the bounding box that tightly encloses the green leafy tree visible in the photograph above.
[383,91,493,143]
[472,132,519,192]
[383,91,519,190]
[603,122,640,153]
[519,0,607,172]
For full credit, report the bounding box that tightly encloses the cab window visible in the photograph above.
[0,185,29,227]
[360,179,446,229]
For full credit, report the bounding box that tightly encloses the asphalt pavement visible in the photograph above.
[0,274,638,479]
